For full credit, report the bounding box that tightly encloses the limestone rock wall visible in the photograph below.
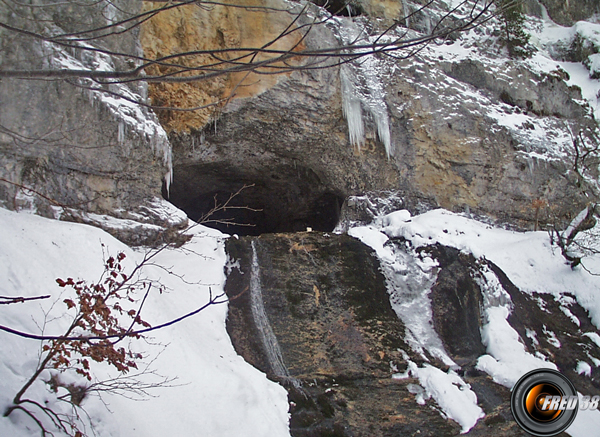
[385,53,589,226]
[0,1,183,244]
[536,0,600,26]
[141,0,307,132]
[159,0,597,231]
[2,0,598,238]
[225,233,468,436]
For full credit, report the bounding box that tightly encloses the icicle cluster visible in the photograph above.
[336,18,394,158]
[341,67,365,149]
[402,0,411,28]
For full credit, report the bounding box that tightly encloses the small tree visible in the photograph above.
[0,185,255,436]
[549,125,600,273]
[551,204,597,269]
[2,249,158,436]
[497,0,534,59]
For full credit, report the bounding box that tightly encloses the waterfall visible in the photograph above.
[249,241,290,379]
[117,120,125,145]
[349,228,458,368]
[381,243,458,369]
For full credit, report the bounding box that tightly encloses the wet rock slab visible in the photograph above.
[224,232,536,436]
[226,232,449,435]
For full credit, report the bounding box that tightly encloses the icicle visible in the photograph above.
[372,106,393,158]
[527,155,536,176]
[425,14,432,35]
[341,66,393,157]
[337,20,394,158]
[341,66,365,150]
[250,241,290,379]
[164,170,172,197]
[402,0,410,28]
[162,132,173,197]
[117,120,125,145]
[105,3,117,25]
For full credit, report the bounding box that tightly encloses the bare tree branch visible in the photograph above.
[0,0,501,84]
[0,295,51,305]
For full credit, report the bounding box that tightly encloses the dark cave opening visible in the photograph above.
[164,163,345,236]
[311,0,364,17]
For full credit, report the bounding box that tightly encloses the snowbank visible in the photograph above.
[0,208,290,437]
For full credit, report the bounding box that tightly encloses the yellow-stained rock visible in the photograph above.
[141,0,305,132]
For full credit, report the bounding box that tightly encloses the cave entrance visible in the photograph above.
[165,162,345,236]
[311,0,364,17]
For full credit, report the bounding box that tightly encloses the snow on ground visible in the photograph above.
[393,359,484,434]
[5,3,600,436]
[520,14,600,118]
[348,208,600,435]
[406,362,484,434]
[0,208,290,437]
[530,18,600,111]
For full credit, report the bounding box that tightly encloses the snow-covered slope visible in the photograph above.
[0,208,290,437]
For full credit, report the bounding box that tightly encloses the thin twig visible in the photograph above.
[0,295,51,305]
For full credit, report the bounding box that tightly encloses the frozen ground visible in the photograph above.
[4,1,600,435]
[3,204,600,435]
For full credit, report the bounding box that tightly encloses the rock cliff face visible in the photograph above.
[0,0,184,245]
[535,0,600,26]
[225,232,600,435]
[160,0,599,235]
[2,0,598,237]
[140,0,307,133]
[3,1,600,434]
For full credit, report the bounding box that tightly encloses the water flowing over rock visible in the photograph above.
[225,232,455,436]
[249,240,293,380]
[533,0,600,26]
[225,231,600,435]
[3,0,600,434]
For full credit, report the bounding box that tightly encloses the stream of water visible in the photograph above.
[249,240,290,379]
